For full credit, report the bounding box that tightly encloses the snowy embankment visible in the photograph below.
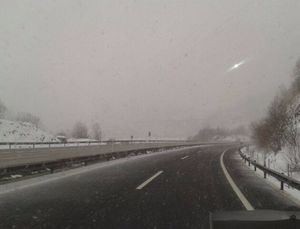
[0,119,58,143]
[0,119,108,149]
[0,119,60,149]
[241,146,300,202]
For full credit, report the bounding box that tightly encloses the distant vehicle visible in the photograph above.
[56,135,67,143]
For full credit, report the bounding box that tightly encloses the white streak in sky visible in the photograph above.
[227,59,247,72]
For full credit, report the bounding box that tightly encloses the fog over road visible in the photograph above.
[0,145,298,229]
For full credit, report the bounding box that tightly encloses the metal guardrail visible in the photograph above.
[210,210,300,229]
[239,149,300,191]
[0,139,196,150]
[0,141,234,183]
[0,144,192,182]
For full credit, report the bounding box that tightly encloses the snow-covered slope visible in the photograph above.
[0,119,58,142]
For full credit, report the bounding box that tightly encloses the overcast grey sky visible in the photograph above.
[1,0,300,139]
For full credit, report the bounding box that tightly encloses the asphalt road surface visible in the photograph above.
[0,145,298,229]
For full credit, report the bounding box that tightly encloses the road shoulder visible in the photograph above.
[223,148,300,210]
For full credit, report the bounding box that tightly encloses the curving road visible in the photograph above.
[0,145,298,229]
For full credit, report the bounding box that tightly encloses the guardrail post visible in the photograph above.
[280,173,285,190]
[254,160,256,171]
[9,143,11,150]
[289,214,296,228]
[264,171,266,178]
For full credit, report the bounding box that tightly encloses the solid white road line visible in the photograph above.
[181,156,189,160]
[136,171,163,190]
[220,149,254,211]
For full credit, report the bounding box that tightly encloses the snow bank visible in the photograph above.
[0,119,58,142]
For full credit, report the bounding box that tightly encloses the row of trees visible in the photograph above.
[191,125,247,142]
[252,59,300,168]
[70,121,102,140]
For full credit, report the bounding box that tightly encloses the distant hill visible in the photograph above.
[212,134,250,142]
[190,126,249,142]
[0,119,58,142]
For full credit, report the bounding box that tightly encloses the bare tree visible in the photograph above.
[251,59,300,169]
[0,99,7,119]
[282,60,300,168]
[267,93,289,152]
[91,122,102,141]
[252,89,291,153]
[72,121,88,139]
[290,58,300,96]
[251,119,272,151]
[282,101,300,169]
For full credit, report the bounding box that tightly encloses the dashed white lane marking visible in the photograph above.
[181,156,189,160]
[220,149,254,211]
[136,171,163,190]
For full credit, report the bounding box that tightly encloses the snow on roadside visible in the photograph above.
[241,147,290,174]
[241,146,300,202]
[241,155,300,204]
